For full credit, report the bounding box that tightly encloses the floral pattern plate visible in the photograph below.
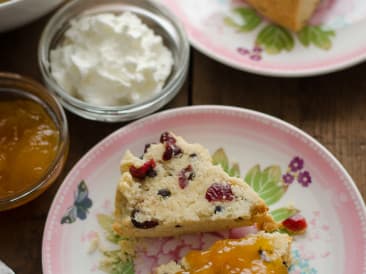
[42,106,366,274]
[159,0,366,76]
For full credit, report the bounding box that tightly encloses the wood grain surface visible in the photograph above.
[0,10,365,274]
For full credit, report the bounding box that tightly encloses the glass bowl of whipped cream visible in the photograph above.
[38,0,189,122]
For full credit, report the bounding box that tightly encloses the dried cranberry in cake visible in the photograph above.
[160,132,183,160]
[160,132,176,144]
[163,143,183,161]
[178,165,195,189]
[282,214,307,233]
[129,159,156,179]
[163,144,174,161]
[131,209,159,229]
[206,182,234,202]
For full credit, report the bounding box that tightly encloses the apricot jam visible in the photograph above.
[178,237,288,274]
[0,99,59,199]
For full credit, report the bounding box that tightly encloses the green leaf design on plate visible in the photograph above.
[212,148,229,172]
[244,165,286,205]
[224,7,262,32]
[256,25,294,54]
[100,249,134,274]
[229,163,241,177]
[97,214,123,244]
[97,214,114,231]
[212,148,241,177]
[270,207,299,222]
[298,26,335,50]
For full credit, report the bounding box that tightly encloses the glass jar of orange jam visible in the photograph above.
[0,99,60,199]
[0,72,68,211]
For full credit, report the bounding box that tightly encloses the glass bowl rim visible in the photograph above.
[38,0,190,121]
[0,0,23,8]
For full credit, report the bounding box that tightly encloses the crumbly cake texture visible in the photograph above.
[154,232,292,273]
[245,0,321,32]
[113,132,277,238]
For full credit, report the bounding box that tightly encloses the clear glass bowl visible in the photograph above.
[0,72,69,211]
[38,0,189,122]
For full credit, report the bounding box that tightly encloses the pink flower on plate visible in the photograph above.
[250,54,262,61]
[282,173,295,185]
[229,226,258,239]
[289,157,304,172]
[181,234,202,249]
[201,233,222,250]
[138,238,164,256]
[179,246,194,258]
[298,171,312,187]
[81,231,97,243]
[310,0,337,24]
[157,254,175,266]
[134,255,156,274]
[101,199,112,211]
[162,238,183,255]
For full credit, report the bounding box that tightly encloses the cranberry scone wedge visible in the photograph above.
[154,232,292,274]
[245,0,320,32]
[113,132,277,238]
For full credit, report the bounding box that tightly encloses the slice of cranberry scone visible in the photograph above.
[154,232,292,274]
[113,132,277,238]
[245,0,321,32]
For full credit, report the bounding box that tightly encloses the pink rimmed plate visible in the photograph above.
[160,0,366,77]
[42,106,366,274]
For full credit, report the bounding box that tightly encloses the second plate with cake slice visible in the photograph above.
[161,0,366,76]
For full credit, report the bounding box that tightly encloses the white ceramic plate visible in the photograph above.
[42,106,366,273]
[160,0,366,77]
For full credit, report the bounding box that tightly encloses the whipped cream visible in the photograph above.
[50,12,174,106]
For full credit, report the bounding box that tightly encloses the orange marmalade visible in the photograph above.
[178,237,288,274]
[0,99,59,199]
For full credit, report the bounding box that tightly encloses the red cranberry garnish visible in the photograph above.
[178,165,195,189]
[131,209,159,229]
[282,214,307,233]
[205,183,234,202]
[129,159,156,179]
[160,132,176,144]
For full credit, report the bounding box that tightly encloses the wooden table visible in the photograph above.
[0,13,366,274]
